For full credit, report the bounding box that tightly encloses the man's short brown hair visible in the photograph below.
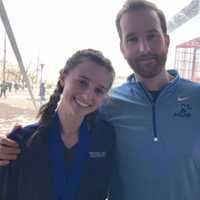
[116,0,167,39]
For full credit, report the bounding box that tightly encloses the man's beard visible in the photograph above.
[128,52,167,79]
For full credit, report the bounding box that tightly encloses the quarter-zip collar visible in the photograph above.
[110,70,180,142]
[127,69,180,103]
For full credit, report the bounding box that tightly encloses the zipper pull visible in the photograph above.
[154,137,158,142]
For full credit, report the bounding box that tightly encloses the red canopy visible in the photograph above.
[176,37,200,48]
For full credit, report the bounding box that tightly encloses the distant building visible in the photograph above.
[174,37,200,81]
[167,0,200,82]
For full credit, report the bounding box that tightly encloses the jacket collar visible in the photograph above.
[127,69,180,85]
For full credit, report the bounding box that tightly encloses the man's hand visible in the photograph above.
[0,125,22,166]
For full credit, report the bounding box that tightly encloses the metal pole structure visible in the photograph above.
[191,48,196,81]
[39,63,44,106]
[36,55,39,86]
[40,63,44,84]
[0,0,37,110]
[2,31,6,82]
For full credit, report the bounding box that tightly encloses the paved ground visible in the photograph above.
[0,90,40,135]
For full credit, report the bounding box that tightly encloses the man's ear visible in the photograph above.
[165,34,170,48]
[59,69,65,87]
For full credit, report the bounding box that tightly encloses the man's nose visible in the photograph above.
[138,39,150,53]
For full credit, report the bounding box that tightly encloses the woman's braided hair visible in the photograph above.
[28,49,115,146]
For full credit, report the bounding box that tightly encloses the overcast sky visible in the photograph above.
[0,0,192,80]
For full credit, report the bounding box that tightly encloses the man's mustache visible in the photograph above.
[137,54,157,61]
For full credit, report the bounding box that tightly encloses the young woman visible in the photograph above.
[0,49,115,200]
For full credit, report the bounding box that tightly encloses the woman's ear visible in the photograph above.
[59,69,66,87]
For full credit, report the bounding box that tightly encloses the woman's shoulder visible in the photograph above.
[7,123,39,148]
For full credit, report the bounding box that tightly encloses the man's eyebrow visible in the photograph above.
[126,32,137,38]
[125,29,160,37]
[147,29,159,34]
[79,75,89,80]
